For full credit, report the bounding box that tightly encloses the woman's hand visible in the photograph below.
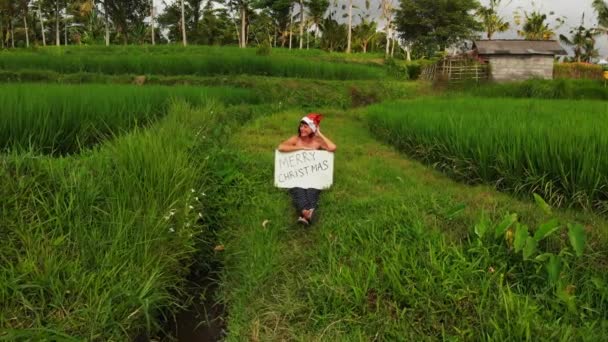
[316,128,337,152]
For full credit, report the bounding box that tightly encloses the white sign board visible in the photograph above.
[274,150,334,189]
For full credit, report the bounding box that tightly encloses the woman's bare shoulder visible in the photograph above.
[282,136,299,144]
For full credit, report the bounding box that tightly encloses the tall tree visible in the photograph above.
[298,0,304,48]
[346,0,351,53]
[0,16,3,48]
[55,0,60,44]
[36,0,46,45]
[379,0,395,57]
[288,2,293,48]
[99,0,110,45]
[19,0,30,47]
[180,0,186,45]
[476,0,509,39]
[150,0,155,44]
[223,0,256,47]
[395,0,481,57]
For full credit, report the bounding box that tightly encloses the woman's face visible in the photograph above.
[299,122,313,137]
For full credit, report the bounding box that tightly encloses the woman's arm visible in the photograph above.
[278,136,308,152]
[316,129,337,152]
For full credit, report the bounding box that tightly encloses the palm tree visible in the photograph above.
[306,0,328,42]
[559,14,600,62]
[592,0,608,28]
[517,11,555,40]
[476,0,509,40]
[353,18,376,53]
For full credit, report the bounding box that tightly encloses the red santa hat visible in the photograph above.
[300,113,323,133]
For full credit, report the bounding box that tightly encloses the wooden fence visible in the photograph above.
[421,57,489,83]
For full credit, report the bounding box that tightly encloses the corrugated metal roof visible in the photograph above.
[473,40,567,56]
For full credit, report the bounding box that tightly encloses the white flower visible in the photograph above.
[190,188,195,193]
[163,215,170,221]
[198,213,203,218]
[201,192,206,197]
[189,205,194,209]
[185,223,191,227]
[169,227,175,233]
[195,197,200,201]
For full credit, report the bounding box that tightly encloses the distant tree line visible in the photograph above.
[1,0,607,59]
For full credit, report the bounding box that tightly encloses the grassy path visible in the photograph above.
[215,109,608,340]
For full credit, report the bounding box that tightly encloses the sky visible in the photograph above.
[156,0,608,58]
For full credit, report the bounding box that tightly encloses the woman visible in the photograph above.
[278,113,337,225]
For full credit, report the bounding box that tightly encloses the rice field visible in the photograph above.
[0,47,387,80]
[0,84,258,154]
[2,45,608,340]
[367,97,608,213]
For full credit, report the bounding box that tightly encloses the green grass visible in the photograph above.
[212,108,608,340]
[0,100,276,340]
[367,97,608,214]
[0,47,388,80]
[0,84,258,154]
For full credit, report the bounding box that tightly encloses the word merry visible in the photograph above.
[278,151,318,169]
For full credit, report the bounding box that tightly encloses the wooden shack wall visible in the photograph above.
[485,55,554,82]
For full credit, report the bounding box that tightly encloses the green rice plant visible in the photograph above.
[463,79,608,100]
[0,102,211,340]
[0,100,275,340]
[367,97,608,213]
[0,84,258,154]
[0,49,388,80]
